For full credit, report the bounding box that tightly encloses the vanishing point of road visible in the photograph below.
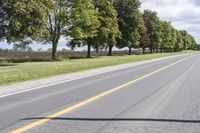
[1,52,200,133]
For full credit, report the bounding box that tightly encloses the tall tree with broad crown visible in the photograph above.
[115,0,146,55]
[143,10,162,53]
[0,0,53,42]
[69,0,100,58]
[42,0,70,60]
[93,0,121,56]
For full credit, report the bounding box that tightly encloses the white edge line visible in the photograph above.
[0,54,193,98]
[0,71,114,98]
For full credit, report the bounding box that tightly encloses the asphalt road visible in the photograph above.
[1,53,200,133]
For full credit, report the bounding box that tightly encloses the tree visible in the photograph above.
[93,0,121,56]
[43,0,69,60]
[143,10,161,53]
[13,40,32,52]
[140,32,150,54]
[187,34,197,50]
[69,0,100,58]
[169,27,177,52]
[160,21,174,52]
[180,30,189,50]
[175,30,184,52]
[0,0,53,42]
[115,0,146,55]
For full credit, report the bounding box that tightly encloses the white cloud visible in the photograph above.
[141,0,200,43]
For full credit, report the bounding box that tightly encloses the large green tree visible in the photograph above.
[69,0,100,58]
[140,32,150,54]
[160,21,173,52]
[175,30,184,52]
[115,0,146,55]
[43,0,69,60]
[93,0,121,56]
[0,0,53,42]
[180,30,189,50]
[143,10,161,53]
[168,27,177,52]
[187,34,197,50]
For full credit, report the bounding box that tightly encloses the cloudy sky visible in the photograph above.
[141,0,200,43]
[1,0,200,50]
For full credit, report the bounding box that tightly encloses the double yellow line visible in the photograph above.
[11,56,192,133]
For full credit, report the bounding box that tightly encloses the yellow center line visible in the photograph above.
[10,56,192,133]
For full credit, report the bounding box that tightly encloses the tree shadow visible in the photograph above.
[68,56,97,60]
[0,64,16,67]
[22,117,200,124]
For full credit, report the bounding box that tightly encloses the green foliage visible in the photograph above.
[68,0,100,57]
[160,21,175,50]
[13,40,32,52]
[180,30,197,50]
[180,30,189,50]
[115,0,146,50]
[44,0,70,60]
[188,34,197,50]
[69,0,100,42]
[93,0,121,48]
[0,0,53,42]
[143,10,162,52]
[175,30,184,51]
[140,32,150,53]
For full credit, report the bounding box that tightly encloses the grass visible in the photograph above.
[0,51,195,85]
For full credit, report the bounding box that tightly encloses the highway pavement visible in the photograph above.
[0,52,200,133]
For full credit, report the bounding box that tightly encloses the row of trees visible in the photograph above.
[0,0,198,60]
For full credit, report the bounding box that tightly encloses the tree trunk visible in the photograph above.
[150,47,153,53]
[108,45,113,56]
[156,48,158,53]
[52,41,58,60]
[142,47,145,54]
[95,47,99,53]
[174,46,177,52]
[128,47,132,55]
[153,48,156,53]
[87,44,91,58]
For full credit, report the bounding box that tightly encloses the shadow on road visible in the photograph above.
[22,117,200,124]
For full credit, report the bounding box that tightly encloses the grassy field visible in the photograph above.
[0,51,134,62]
[0,51,194,85]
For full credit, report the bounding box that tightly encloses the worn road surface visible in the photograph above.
[1,53,200,133]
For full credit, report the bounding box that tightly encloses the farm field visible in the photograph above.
[0,51,138,62]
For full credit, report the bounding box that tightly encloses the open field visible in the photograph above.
[0,51,138,62]
[0,51,194,85]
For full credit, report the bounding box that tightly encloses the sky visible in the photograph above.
[0,0,200,50]
[141,0,200,43]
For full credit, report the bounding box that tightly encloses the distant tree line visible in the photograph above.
[0,0,198,60]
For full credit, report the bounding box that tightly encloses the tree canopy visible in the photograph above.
[0,0,53,42]
[43,0,70,60]
[68,0,100,57]
[115,0,146,55]
[93,0,121,56]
